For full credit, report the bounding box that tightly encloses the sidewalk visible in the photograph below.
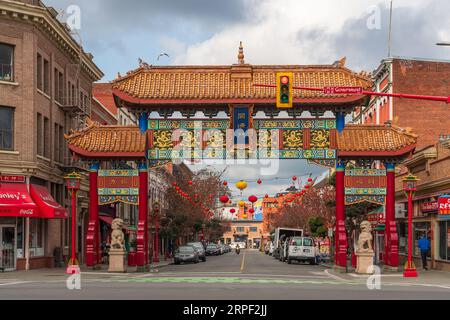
[322,263,450,287]
[0,256,173,280]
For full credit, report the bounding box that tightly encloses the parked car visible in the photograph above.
[187,242,207,262]
[206,244,221,256]
[174,245,200,265]
[224,244,231,253]
[286,237,317,265]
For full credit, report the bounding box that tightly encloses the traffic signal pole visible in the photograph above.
[253,84,450,104]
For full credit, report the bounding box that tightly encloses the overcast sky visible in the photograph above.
[44,0,450,198]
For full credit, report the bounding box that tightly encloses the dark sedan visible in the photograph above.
[174,246,200,264]
[205,244,221,256]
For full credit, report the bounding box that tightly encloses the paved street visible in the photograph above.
[1,250,450,300]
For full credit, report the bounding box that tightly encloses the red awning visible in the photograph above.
[0,183,39,217]
[30,184,67,219]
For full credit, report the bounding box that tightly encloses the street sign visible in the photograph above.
[323,86,363,95]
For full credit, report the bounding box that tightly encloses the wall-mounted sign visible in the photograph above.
[421,201,438,213]
[98,170,139,205]
[344,169,386,205]
[0,175,25,183]
[439,196,450,216]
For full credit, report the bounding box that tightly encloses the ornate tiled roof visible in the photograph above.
[337,125,417,156]
[66,121,416,159]
[65,119,146,158]
[111,63,372,103]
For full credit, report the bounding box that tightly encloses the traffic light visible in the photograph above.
[276,72,293,108]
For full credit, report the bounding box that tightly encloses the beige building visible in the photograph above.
[0,0,103,270]
[222,220,265,249]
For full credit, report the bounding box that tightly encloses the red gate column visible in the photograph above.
[136,162,149,267]
[384,163,399,270]
[335,160,348,270]
[86,162,100,267]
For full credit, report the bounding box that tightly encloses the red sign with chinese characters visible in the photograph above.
[439,196,450,215]
[421,201,439,213]
[0,175,25,183]
[323,87,363,95]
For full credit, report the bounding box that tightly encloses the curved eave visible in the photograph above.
[112,89,367,107]
[68,145,145,160]
[337,144,416,158]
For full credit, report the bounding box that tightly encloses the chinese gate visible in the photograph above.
[66,44,418,271]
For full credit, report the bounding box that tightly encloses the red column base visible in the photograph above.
[403,268,418,278]
[334,221,348,269]
[85,221,99,267]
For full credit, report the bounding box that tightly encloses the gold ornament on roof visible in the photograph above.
[238,41,245,64]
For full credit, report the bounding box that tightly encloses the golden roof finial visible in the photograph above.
[238,41,245,64]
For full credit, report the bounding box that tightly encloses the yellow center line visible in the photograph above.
[240,250,247,273]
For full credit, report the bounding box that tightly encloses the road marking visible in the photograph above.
[240,250,246,273]
[0,281,32,287]
[81,272,131,276]
[324,269,346,282]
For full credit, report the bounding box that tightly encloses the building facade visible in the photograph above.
[0,0,102,270]
[354,57,450,270]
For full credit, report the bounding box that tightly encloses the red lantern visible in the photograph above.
[220,195,230,204]
[172,182,177,187]
[230,209,236,214]
[305,185,310,190]
[249,208,255,214]
[257,179,262,185]
[188,181,193,186]
[308,178,313,183]
[223,181,228,186]
[265,194,269,199]
[248,195,258,203]
[292,176,297,182]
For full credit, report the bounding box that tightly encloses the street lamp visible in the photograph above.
[64,172,82,274]
[402,173,419,278]
[436,42,450,46]
[152,201,160,263]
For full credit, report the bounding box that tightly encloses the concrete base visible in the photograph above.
[108,249,126,273]
[356,251,375,274]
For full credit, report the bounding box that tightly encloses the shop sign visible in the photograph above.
[439,196,450,216]
[0,175,25,183]
[421,201,438,213]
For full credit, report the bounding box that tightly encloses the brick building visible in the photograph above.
[353,57,450,149]
[0,0,103,270]
[354,57,450,270]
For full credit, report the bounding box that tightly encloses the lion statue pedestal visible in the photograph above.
[108,218,126,273]
[356,221,375,275]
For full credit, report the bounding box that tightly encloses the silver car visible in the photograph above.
[174,245,200,265]
[187,242,207,262]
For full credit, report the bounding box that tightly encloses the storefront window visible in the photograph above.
[413,222,431,257]
[397,222,407,254]
[17,218,23,258]
[29,219,44,257]
[438,221,450,261]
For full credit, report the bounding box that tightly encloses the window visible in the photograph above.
[237,227,245,233]
[58,72,64,103]
[29,219,44,256]
[37,113,43,156]
[44,117,50,158]
[0,106,14,150]
[37,54,42,91]
[43,59,50,95]
[54,123,59,162]
[59,125,64,164]
[438,221,450,261]
[250,227,258,233]
[0,43,14,81]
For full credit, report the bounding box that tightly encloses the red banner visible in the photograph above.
[421,201,439,213]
